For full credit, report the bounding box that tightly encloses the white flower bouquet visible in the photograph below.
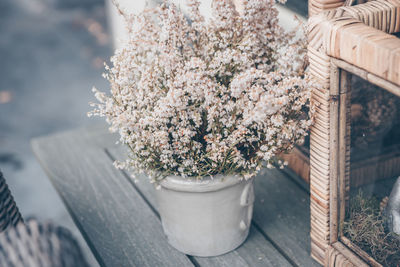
[89,0,315,183]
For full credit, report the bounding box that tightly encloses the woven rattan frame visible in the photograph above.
[307,0,400,265]
[0,171,23,232]
[309,0,372,16]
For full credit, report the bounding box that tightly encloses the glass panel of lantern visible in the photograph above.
[341,74,400,266]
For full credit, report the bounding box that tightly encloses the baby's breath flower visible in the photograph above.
[89,0,315,182]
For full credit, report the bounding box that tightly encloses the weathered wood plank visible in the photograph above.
[252,169,321,267]
[33,124,320,266]
[31,127,195,267]
[98,126,319,266]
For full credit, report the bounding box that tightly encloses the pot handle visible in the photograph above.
[240,181,255,207]
[239,181,255,231]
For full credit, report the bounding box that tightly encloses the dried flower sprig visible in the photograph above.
[89,0,315,183]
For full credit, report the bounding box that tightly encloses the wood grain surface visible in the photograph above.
[32,124,320,267]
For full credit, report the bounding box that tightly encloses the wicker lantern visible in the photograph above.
[305,0,400,266]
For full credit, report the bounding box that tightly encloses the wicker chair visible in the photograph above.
[0,171,23,232]
[0,170,89,267]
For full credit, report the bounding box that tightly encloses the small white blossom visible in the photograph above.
[89,0,315,182]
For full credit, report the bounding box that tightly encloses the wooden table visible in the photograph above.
[31,125,320,267]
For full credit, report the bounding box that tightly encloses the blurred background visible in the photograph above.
[0,0,305,265]
[0,0,110,265]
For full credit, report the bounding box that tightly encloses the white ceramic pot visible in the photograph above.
[155,175,254,257]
